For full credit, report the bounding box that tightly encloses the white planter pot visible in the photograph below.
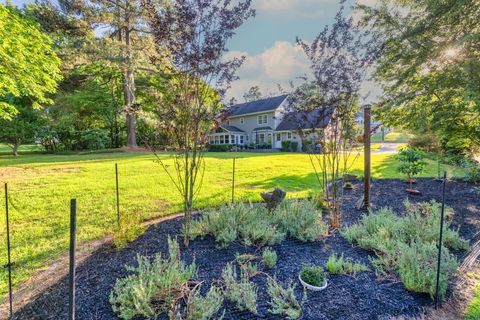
[298,274,328,291]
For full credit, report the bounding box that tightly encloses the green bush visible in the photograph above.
[111,211,145,250]
[408,133,441,153]
[281,140,298,152]
[299,265,327,287]
[79,128,109,150]
[460,158,480,183]
[109,238,197,319]
[342,201,468,299]
[262,248,278,269]
[172,285,224,320]
[273,200,328,242]
[266,277,302,319]
[190,200,327,248]
[222,262,258,314]
[326,253,369,275]
[396,146,427,184]
[208,144,229,152]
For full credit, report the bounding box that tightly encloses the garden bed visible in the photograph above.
[13,178,479,319]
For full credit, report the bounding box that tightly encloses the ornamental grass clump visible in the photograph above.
[171,285,224,320]
[342,201,469,299]
[266,277,302,319]
[109,238,197,320]
[262,248,278,269]
[326,253,369,275]
[222,262,258,314]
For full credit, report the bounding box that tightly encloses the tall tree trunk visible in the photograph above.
[12,143,18,157]
[123,11,137,148]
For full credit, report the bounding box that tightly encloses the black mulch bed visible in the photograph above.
[15,178,480,320]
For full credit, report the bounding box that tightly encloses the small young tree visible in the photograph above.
[145,0,254,246]
[397,147,427,190]
[289,1,377,228]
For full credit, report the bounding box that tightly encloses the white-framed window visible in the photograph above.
[240,117,244,124]
[257,114,268,125]
[246,136,249,142]
[259,133,265,143]
[287,132,292,139]
[230,135,234,144]
[220,135,224,144]
[240,136,244,144]
[276,134,281,142]
[215,136,219,144]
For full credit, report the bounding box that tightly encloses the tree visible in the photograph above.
[290,1,377,228]
[397,147,427,190]
[0,102,45,156]
[357,0,480,154]
[243,86,263,102]
[146,0,255,246]
[0,4,62,119]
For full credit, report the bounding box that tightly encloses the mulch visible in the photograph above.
[13,178,480,320]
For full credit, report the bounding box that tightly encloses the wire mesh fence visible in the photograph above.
[0,153,328,318]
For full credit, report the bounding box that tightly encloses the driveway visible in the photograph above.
[372,143,405,154]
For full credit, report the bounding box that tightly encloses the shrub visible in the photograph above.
[111,211,145,250]
[208,144,229,152]
[408,133,441,153]
[299,265,327,287]
[342,201,468,299]
[273,200,328,242]
[79,128,109,150]
[171,285,224,320]
[262,248,278,269]
[325,253,369,275]
[460,158,480,183]
[222,263,258,314]
[266,277,302,319]
[110,238,197,319]
[281,140,298,152]
[396,146,427,186]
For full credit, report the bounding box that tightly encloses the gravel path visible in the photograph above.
[14,178,479,320]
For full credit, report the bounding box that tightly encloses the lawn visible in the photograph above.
[0,150,463,298]
[371,131,414,143]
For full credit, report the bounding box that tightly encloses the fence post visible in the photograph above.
[231,158,236,204]
[115,163,120,227]
[5,183,13,319]
[363,106,371,209]
[434,171,447,309]
[69,199,77,320]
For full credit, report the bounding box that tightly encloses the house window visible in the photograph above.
[257,114,268,125]
[276,134,281,142]
[258,133,265,143]
[230,135,234,144]
[246,136,249,142]
[215,136,219,144]
[240,117,244,124]
[240,136,244,144]
[287,132,292,139]
[220,135,224,144]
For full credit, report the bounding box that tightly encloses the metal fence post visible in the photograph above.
[434,171,447,309]
[69,199,77,320]
[232,158,236,204]
[363,106,371,209]
[5,183,13,319]
[115,163,120,227]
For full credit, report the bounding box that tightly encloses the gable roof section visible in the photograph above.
[276,108,334,131]
[227,94,289,117]
[218,125,245,133]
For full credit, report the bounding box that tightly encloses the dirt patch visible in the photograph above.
[9,178,480,320]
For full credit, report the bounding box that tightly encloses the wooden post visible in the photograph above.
[69,199,77,320]
[5,183,13,319]
[364,106,371,210]
[232,158,236,204]
[115,163,120,227]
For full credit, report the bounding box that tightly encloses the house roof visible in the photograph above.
[253,126,273,131]
[227,94,289,117]
[275,108,333,131]
[219,125,245,133]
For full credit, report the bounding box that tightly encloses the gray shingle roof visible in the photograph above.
[253,126,273,131]
[275,108,333,131]
[219,125,245,133]
[227,94,289,117]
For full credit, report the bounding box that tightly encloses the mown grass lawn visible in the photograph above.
[0,150,463,297]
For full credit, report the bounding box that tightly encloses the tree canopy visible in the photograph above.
[359,0,480,154]
[0,4,62,119]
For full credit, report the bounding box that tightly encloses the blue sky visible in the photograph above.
[9,0,379,101]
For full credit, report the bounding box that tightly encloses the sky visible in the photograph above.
[9,0,380,103]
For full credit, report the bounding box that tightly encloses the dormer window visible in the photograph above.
[257,114,268,125]
[240,117,244,124]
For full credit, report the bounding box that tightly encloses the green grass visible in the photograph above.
[0,150,462,298]
[465,273,480,320]
[371,131,414,143]
[0,144,43,155]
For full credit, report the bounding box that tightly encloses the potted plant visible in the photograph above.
[299,264,328,291]
[343,182,353,190]
[396,147,426,195]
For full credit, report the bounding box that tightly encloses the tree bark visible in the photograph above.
[123,9,138,148]
[12,144,18,157]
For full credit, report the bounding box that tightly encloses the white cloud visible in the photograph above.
[226,41,311,101]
